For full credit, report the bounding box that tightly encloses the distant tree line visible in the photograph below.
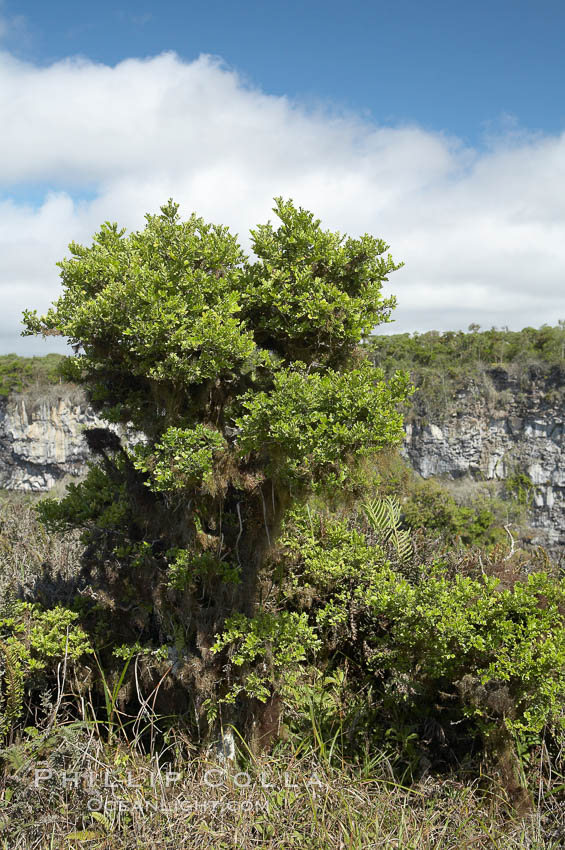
[365,321,565,375]
[0,353,64,397]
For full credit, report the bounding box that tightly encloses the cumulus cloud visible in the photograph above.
[1,50,564,354]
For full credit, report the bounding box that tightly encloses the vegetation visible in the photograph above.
[365,322,565,421]
[0,352,64,397]
[1,495,565,846]
[361,448,526,550]
[0,202,564,845]
[21,197,411,745]
[2,727,565,849]
[277,503,565,770]
[366,321,565,373]
[3,724,565,849]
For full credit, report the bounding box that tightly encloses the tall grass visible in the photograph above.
[2,715,565,849]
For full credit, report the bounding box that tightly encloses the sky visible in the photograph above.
[1,0,564,354]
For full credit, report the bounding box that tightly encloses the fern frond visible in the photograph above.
[363,498,391,533]
[387,497,402,528]
[392,529,413,564]
[363,497,413,564]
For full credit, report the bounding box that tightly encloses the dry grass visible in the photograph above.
[1,724,565,850]
[0,492,83,608]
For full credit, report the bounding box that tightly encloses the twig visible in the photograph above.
[235,502,243,567]
[48,627,70,730]
[259,486,271,548]
[503,525,516,561]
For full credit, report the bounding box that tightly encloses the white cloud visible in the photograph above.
[0,50,564,354]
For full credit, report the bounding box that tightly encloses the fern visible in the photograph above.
[363,497,412,564]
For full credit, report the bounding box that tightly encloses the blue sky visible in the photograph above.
[1,0,564,352]
[4,0,565,143]
[6,0,565,144]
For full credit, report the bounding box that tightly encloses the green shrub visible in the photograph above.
[403,479,506,547]
[505,468,536,507]
[276,503,565,770]
[0,601,92,738]
[360,567,565,736]
[210,611,321,707]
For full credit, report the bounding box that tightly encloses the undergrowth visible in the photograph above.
[0,379,564,849]
[1,712,565,848]
[1,494,565,846]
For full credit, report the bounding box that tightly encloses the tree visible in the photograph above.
[23,198,411,742]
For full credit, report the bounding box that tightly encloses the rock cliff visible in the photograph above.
[1,366,564,550]
[402,365,565,549]
[0,386,104,490]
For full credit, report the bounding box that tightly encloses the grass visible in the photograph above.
[1,722,565,849]
[0,490,83,608]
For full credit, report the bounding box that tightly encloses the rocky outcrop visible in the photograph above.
[0,386,105,490]
[1,365,564,550]
[402,365,565,549]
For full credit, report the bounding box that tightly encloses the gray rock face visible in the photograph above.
[0,387,106,490]
[402,366,565,549]
[1,366,564,550]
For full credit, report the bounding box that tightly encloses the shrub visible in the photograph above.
[276,502,565,777]
[0,600,92,739]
